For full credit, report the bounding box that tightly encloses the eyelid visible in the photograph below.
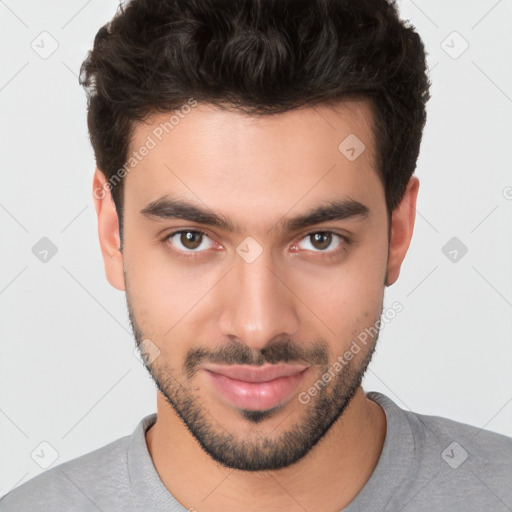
[163,228,217,255]
[294,230,350,253]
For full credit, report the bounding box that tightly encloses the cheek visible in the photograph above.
[292,273,384,347]
[287,237,387,345]
[123,239,223,353]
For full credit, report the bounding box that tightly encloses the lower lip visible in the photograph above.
[204,368,309,411]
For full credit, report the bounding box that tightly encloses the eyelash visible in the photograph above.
[161,229,351,261]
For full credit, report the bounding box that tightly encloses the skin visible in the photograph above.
[93,100,418,511]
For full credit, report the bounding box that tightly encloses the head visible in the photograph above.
[82,0,429,471]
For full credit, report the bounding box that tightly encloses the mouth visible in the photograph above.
[202,363,310,411]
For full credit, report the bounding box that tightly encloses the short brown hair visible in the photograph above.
[80,0,431,234]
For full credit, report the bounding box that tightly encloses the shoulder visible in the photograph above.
[371,391,512,470]
[368,391,512,510]
[408,406,512,470]
[0,434,131,511]
[404,403,512,509]
[409,409,512,508]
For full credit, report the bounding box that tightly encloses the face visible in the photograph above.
[94,100,417,471]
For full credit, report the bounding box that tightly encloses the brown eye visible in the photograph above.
[180,231,203,250]
[166,230,214,253]
[296,231,346,254]
[310,232,332,250]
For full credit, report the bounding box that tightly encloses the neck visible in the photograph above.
[146,387,386,512]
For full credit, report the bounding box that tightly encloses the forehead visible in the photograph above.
[124,100,385,233]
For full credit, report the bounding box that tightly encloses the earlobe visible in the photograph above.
[93,169,126,291]
[385,176,419,286]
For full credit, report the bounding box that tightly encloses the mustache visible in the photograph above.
[183,337,329,379]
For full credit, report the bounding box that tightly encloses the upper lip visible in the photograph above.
[203,363,309,383]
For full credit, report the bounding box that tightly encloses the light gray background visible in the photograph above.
[1,0,511,496]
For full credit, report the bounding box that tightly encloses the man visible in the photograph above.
[1,0,510,510]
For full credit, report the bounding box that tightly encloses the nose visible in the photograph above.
[217,247,301,351]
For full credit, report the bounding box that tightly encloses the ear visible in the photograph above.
[93,169,126,291]
[385,176,419,286]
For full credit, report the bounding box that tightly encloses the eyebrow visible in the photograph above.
[140,196,370,234]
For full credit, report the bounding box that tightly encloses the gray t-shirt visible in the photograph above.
[1,391,511,511]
